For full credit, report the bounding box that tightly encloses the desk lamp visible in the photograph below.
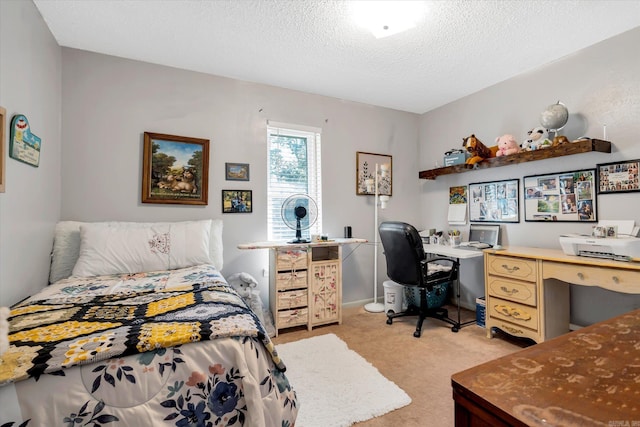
[365,163,390,313]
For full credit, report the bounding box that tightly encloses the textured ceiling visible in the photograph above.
[34,0,640,114]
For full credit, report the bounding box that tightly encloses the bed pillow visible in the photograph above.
[49,219,223,283]
[71,220,212,277]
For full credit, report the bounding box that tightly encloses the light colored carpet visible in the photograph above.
[273,306,528,426]
[276,333,412,427]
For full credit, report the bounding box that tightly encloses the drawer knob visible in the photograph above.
[612,276,619,284]
[501,264,520,274]
[577,272,584,280]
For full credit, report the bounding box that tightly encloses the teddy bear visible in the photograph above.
[226,272,275,337]
[522,127,551,151]
[495,134,520,156]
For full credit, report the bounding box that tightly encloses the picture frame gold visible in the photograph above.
[356,151,392,196]
[0,107,6,193]
[142,132,209,205]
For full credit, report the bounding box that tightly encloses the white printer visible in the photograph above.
[559,235,640,261]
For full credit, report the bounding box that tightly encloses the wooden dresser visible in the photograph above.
[452,308,640,427]
[484,246,640,343]
[238,238,366,336]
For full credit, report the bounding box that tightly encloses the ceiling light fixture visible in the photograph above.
[350,1,427,39]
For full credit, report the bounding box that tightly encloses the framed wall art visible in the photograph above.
[222,190,252,213]
[597,159,639,194]
[142,132,209,205]
[523,169,596,222]
[469,179,519,223]
[356,151,392,196]
[0,107,6,192]
[225,162,250,181]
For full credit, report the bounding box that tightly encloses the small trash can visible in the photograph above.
[383,280,405,314]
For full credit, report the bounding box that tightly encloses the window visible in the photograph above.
[267,122,322,241]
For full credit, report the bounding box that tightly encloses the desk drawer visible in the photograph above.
[487,276,536,306]
[277,289,308,309]
[543,262,640,293]
[487,295,538,331]
[276,249,308,271]
[486,255,537,282]
[276,270,307,291]
[277,307,308,327]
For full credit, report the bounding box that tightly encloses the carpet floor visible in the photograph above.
[273,305,529,426]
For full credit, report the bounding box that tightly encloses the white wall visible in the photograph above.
[60,48,421,305]
[0,0,62,307]
[419,27,640,324]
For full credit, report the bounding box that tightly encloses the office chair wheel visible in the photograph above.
[413,330,421,338]
[386,318,393,325]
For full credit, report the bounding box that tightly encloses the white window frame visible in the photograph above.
[267,121,322,242]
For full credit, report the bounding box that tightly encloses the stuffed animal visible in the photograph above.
[552,135,570,146]
[226,272,275,336]
[462,134,497,165]
[522,127,551,151]
[495,134,520,156]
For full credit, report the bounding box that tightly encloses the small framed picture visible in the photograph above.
[597,159,640,194]
[222,190,252,213]
[356,151,392,196]
[225,162,250,181]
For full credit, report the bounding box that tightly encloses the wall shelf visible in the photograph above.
[419,139,611,180]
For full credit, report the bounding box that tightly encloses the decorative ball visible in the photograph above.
[540,101,569,132]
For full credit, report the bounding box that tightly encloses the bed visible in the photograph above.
[0,219,298,426]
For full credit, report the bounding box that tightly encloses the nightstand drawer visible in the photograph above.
[276,249,308,271]
[277,307,308,327]
[543,262,639,293]
[277,289,308,309]
[487,255,537,282]
[276,270,307,290]
[487,295,538,331]
[487,276,536,306]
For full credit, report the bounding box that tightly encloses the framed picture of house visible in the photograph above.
[356,152,392,196]
[142,132,209,205]
[596,159,640,194]
[225,162,250,181]
[0,106,6,193]
[523,169,596,222]
[222,190,252,213]
[468,179,519,223]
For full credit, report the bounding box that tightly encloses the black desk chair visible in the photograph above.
[378,221,459,338]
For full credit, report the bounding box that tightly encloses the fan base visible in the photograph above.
[288,238,311,244]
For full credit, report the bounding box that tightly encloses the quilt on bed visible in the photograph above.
[0,264,298,426]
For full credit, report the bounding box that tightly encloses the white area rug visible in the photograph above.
[276,333,411,427]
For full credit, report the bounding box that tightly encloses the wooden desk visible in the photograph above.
[485,246,640,343]
[452,308,640,427]
[238,238,366,336]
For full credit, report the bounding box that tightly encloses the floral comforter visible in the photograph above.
[0,265,298,426]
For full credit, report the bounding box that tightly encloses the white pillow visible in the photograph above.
[71,220,212,277]
[49,219,223,283]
